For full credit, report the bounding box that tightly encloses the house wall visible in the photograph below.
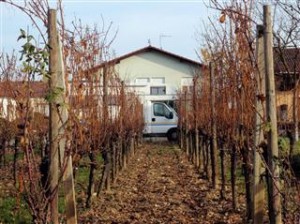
[32,98,49,117]
[0,98,17,121]
[0,97,49,121]
[114,51,200,96]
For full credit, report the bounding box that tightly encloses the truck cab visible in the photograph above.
[143,100,178,141]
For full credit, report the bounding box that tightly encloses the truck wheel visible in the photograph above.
[167,129,178,142]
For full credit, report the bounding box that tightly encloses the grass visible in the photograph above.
[73,152,105,208]
[0,149,24,166]
[0,186,66,223]
[0,197,31,224]
[0,149,106,223]
[75,153,104,185]
[76,166,91,186]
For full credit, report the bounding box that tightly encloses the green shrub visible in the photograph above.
[291,140,300,178]
[278,136,290,158]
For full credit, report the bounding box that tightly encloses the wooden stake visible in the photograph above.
[193,77,200,168]
[48,8,77,223]
[253,24,266,224]
[57,22,77,224]
[48,9,59,224]
[263,5,282,224]
[184,90,189,155]
[209,62,219,189]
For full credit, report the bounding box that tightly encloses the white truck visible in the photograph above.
[129,84,179,142]
[142,97,178,141]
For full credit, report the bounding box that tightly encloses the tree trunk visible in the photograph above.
[86,151,96,208]
[105,149,112,191]
[195,129,199,168]
[220,144,226,200]
[97,148,112,195]
[189,132,194,162]
[205,137,211,182]
[13,137,19,186]
[199,135,204,173]
[117,137,122,173]
[241,143,253,222]
[210,62,219,189]
[122,138,127,169]
[112,141,117,184]
[231,143,237,210]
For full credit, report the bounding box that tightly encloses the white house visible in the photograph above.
[92,45,202,105]
[0,81,48,121]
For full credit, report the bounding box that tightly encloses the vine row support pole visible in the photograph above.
[48,9,77,224]
[193,77,199,168]
[209,62,219,189]
[48,9,60,224]
[263,5,282,224]
[253,24,266,224]
[184,90,189,155]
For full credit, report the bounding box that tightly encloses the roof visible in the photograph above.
[274,47,300,74]
[91,45,202,72]
[0,81,48,98]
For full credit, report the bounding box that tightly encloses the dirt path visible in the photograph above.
[79,142,244,223]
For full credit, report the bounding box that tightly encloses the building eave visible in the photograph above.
[90,45,203,73]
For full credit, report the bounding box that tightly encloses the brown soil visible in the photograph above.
[79,141,245,224]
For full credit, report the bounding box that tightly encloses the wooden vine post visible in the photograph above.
[103,64,112,192]
[184,90,189,154]
[263,5,282,224]
[120,81,127,169]
[48,9,77,224]
[48,9,60,224]
[209,62,219,189]
[179,96,184,149]
[193,76,199,168]
[253,24,266,224]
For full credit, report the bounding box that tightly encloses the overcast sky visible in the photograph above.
[1,1,215,62]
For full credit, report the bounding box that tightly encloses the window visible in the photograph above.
[279,104,288,121]
[153,103,171,118]
[150,86,166,95]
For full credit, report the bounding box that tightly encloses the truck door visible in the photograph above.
[151,102,175,134]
